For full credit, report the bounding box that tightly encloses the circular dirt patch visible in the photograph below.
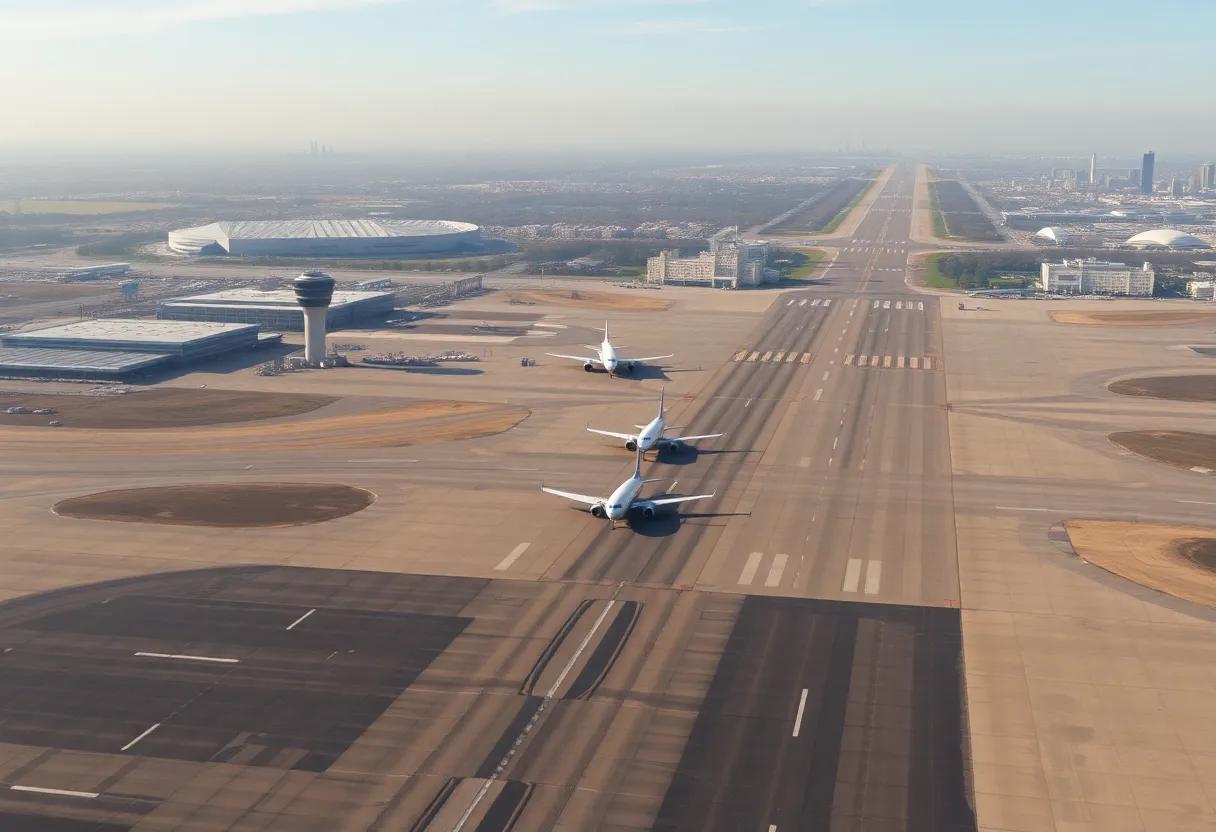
[1177,539,1216,575]
[1109,375,1216,403]
[1109,430,1216,471]
[1049,310,1216,326]
[1065,520,1216,608]
[53,483,375,528]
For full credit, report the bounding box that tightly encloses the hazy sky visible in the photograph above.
[3,0,1214,154]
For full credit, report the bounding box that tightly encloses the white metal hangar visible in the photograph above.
[158,288,394,331]
[167,220,482,257]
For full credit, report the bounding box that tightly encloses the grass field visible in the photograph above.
[772,248,827,280]
[818,179,878,235]
[923,254,957,289]
[0,199,174,215]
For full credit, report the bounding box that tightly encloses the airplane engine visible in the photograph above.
[625,439,638,452]
[667,440,686,453]
[590,504,606,518]
[642,506,655,519]
[583,363,595,372]
[621,362,635,375]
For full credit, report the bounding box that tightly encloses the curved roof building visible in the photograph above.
[168,219,481,257]
[1033,227,1069,245]
[1125,229,1210,250]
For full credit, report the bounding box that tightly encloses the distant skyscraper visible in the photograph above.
[1090,153,1097,188]
[1170,178,1183,197]
[1141,151,1156,194]
[1129,168,1141,188]
[1201,163,1215,190]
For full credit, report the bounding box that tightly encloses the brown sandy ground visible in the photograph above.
[1065,519,1216,608]
[1108,375,1216,403]
[0,283,120,304]
[0,400,529,455]
[53,483,375,527]
[1049,309,1216,326]
[504,288,673,312]
[0,388,337,429]
[1109,430,1216,470]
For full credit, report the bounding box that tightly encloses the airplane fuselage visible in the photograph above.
[598,339,620,375]
[604,474,643,521]
[636,413,664,452]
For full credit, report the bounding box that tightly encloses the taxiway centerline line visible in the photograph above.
[10,785,99,799]
[121,722,161,752]
[793,688,809,737]
[134,652,239,664]
[286,609,316,630]
[495,542,531,571]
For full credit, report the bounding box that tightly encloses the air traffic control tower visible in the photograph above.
[292,271,335,365]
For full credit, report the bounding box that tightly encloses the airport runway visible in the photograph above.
[0,165,977,830]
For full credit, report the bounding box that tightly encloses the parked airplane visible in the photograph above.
[546,320,672,376]
[541,446,715,528]
[587,388,722,454]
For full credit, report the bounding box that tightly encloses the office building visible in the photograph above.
[1040,259,1155,296]
[1141,151,1155,194]
[1201,163,1215,191]
[646,241,770,289]
[1187,280,1216,300]
[1129,168,1142,188]
[1170,178,1184,197]
[1089,153,1097,188]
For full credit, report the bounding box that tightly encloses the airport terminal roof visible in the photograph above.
[168,288,391,308]
[1125,229,1210,249]
[4,319,258,347]
[178,220,479,240]
[0,346,172,373]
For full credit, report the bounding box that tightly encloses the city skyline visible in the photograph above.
[2,0,1215,153]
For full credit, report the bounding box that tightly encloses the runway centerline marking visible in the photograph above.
[1179,500,1216,506]
[994,506,1061,513]
[823,371,830,380]
[843,559,862,593]
[10,785,99,799]
[453,590,623,830]
[286,608,316,630]
[738,552,764,585]
[495,542,531,570]
[121,722,162,752]
[793,688,809,737]
[765,554,788,588]
[814,389,823,401]
[134,652,239,664]
[864,561,882,595]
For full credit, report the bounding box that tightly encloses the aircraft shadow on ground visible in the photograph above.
[359,365,484,376]
[625,506,751,538]
[651,447,753,467]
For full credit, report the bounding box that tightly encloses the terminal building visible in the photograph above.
[646,239,772,289]
[1040,259,1155,296]
[158,288,395,331]
[0,319,272,380]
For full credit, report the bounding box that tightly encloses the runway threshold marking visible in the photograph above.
[823,299,832,307]
[738,552,764,585]
[748,351,761,362]
[765,554,788,587]
[864,561,882,595]
[10,785,99,799]
[842,559,862,593]
[286,609,316,630]
[495,542,531,570]
[785,351,798,363]
[733,349,748,362]
[792,688,809,737]
[134,652,239,664]
[800,352,813,363]
[814,389,823,401]
[121,722,162,752]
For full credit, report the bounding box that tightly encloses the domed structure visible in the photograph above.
[168,219,481,257]
[1033,227,1069,245]
[1126,229,1210,250]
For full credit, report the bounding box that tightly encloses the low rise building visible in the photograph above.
[1040,259,1155,296]
[646,240,770,289]
[159,288,394,331]
[1187,280,1216,300]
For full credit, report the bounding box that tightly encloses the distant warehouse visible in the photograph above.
[167,220,481,257]
[159,288,394,331]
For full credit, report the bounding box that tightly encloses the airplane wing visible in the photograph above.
[623,354,674,364]
[666,433,724,443]
[641,492,716,508]
[586,428,638,441]
[541,486,603,506]
[546,353,600,364]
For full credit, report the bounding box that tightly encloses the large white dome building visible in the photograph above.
[168,219,481,257]
[1125,229,1210,250]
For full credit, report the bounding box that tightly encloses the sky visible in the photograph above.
[2,0,1214,154]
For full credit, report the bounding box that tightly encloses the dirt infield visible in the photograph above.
[1109,430,1216,470]
[1109,375,1216,402]
[0,388,337,429]
[0,400,530,454]
[1049,310,1216,326]
[1065,520,1216,608]
[54,483,375,527]
[504,288,673,312]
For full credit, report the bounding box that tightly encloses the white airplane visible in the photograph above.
[546,320,672,376]
[587,388,723,454]
[541,446,715,528]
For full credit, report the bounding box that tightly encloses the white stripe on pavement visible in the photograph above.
[738,552,764,585]
[864,561,882,595]
[792,688,809,738]
[765,554,788,588]
[495,542,531,570]
[842,559,862,593]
